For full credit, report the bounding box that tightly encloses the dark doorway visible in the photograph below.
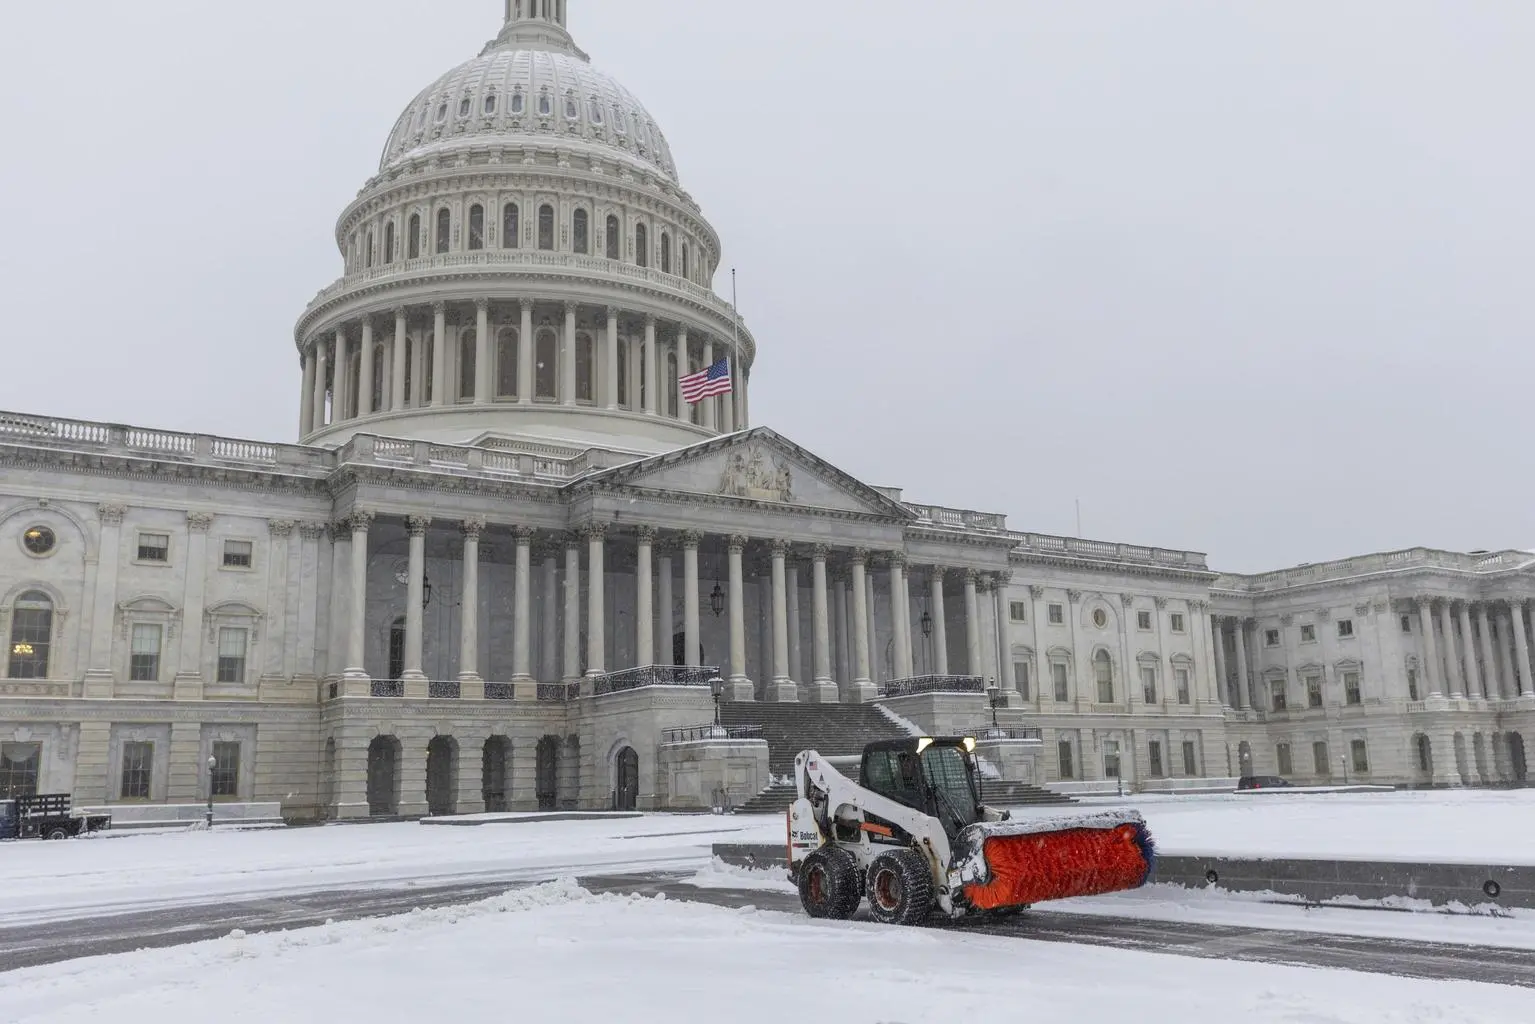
[321,738,336,818]
[614,746,639,811]
[366,736,401,816]
[1512,733,1528,784]
[426,736,458,816]
[388,617,406,680]
[672,632,705,667]
[482,737,511,813]
[536,736,560,810]
[561,734,581,810]
[1414,733,1433,783]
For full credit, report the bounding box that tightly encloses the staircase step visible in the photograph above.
[980,780,1078,806]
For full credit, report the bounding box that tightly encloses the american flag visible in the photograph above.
[679,358,733,404]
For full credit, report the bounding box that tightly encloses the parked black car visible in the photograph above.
[1237,775,1294,791]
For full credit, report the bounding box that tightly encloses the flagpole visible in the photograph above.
[730,268,744,430]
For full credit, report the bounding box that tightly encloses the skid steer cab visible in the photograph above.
[787,737,1154,925]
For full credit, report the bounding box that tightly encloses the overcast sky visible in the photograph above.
[0,1,1530,573]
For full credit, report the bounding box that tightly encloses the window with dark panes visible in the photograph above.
[121,742,153,800]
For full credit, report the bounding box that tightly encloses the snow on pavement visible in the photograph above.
[0,879,1527,1024]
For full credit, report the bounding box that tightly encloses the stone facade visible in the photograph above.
[0,3,1528,817]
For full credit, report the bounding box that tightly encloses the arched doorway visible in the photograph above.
[426,736,458,816]
[535,736,560,810]
[561,734,581,810]
[367,736,401,816]
[614,746,639,811]
[1473,733,1490,785]
[1236,741,1253,778]
[1512,733,1528,785]
[1412,733,1433,785]
[482,737,511,813]
[1452,732,1470,786]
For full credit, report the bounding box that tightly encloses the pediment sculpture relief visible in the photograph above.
[719,447,793,503]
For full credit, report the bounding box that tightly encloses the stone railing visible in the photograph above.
[591,665,719,697]
[301,251,756,350]
[904,504,1007,532]
[0,412,331,474]
[347,434,584,481]
[878,675,986,698]
[1012,532,1210,570]
[1216,547,1535,594]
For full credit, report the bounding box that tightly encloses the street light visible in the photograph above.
[709,675,725,736]
[985,681,1004,738]
[205,754,217,829]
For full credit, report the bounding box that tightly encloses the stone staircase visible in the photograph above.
[979,780,1077,806]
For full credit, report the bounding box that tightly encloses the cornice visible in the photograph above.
[1009,548,1218,584]
[0,445,333,499]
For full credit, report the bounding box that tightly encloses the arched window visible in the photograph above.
[496,327,519,398]
[612,105,626,133]
[435,102,448,124]
[538,204,554,250]
[589,98,603,124]
[468,204,485,251]
[365,230,374,269]
[435,208,451,254]
[572,209,589,254]
[537,88,552,117]
[371,345,384,411]
[635,223,648,267]
[403,337,415,404]
[1094,650,1114,703]
[459,329,477,400]
[575,332,594,402]
[483,92,497,115]
[605,215,620,260]
[616,339,629,407]
[535,328,558,399]
[666,350,679,417]
[511,88,525,115]
[408,214,421,259]
[681,242,689,280]
[564,91,578,120]
[660,232,671,274]
[7,591,53,679]
[384,222,395,264]
[502,203,519,249]
[638,342,648,408]
[458,95,472,118]
[423,335,435,402]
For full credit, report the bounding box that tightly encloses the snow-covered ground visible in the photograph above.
[0,880,1527,1024]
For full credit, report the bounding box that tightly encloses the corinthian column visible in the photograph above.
[682,532,701,668]
[726,535,752,700]
[312,340,329,431]
[849,550,875,702]
[585,524,606,676]
[643,315,658,415]
[342,511,374,691]
[889,555,911,679]
[512,527,535,698]
[929,568,949,675]
[300,347,316,436]
[963,569,982,677]
[1457,601,1481,700]
[402,516,430,696]
[769,541,795,701]
[993,572,1018,702]
[635,527,654,667]
[1416,598,1441,697]
[457,519,484,691]
[785,557,802,688]
[391,307,407,411]
[562,301,578,407]
[474,299,492,405]
[563,534,581,682]
[700,337,716,431]
[519,299,535,406]
[357,319,375,417]
[430,301,447,407]
[810,546,837,702]
[1510,601,1533,698]
[604,307,620,410]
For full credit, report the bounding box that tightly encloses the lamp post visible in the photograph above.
[1340,751,1350,787]
[985,680,1004,739]
[709,675,725,736]
[205,754,217,829]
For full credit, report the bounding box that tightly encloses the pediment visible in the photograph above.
[582,429,913,519]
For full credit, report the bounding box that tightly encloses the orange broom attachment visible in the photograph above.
[957,813,1155,910]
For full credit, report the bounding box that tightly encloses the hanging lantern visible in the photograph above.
[710,581,726,617]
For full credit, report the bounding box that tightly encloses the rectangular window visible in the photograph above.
[1306,675,1323,708]
[137,533,169,562]
[1051,662,1069,703]
[1337,619,1354,639]
[0,742,41,799]
[1047,604,1064,625]
[217,628,248,684]
[1009,601,1028,623]
[1270,679,1287,711]
[1407,668,1419,701]
[222,540,253,568]
[1350,738,1369,774]
[211,741,240,798]
[1103,740,1121,780]
[1181,740,1197,777]
[1137,610,1152,631]
[1300,624,1316,643]
[1170,613,1186,633]
[129,624,162,682]
[1343,671,1361,705]
[1276,743,1293,776]
[1175,667,1191,704]
[1312,741,1331,776]
[120,741,153,800]
[1014,661,1031,701]
[1264,628,1280,647]
[1141,666,1157,703]
[1148,740,1164,778]
[1400,614,1412,634]
[1057,739,1074,780]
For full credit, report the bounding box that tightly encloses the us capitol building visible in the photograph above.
[0,3,1528,820]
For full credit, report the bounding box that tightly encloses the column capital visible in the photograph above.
[393,305,408,320]
[1355,602,1373,618]
[636,526,656,544]
[994,570,1012,586]
[267,519,296,539]
[727,534,748,553]
[582,522,609,541]
[474,297,490,313]
[326,521,349,543]
[406,516,431,537]
[1120,593,1136,607]
[1189,598,1209,612]
[349,510,377,533]
[850,547,869,565]
[964,567,980,584]
[512,525,535,543]
[769,539,790,558]
[606,305,621,320]
[976,576,993,594]
[676,324,689,339]
[644,313,658,328]
[431,300,447,316]
[810,544,829,562]
[186,512,214,533]
[563,531,583,551]
[887,552,907,569]
[928,565,946,581]
[1028,584,1045,599]
[563,300,579,315]
[1153,596,1168,610]
[1067,588,1083,603]
[520,297,536,313]
[680,530,703,550]
[1414,595,1434,610]
[460,517,486,539]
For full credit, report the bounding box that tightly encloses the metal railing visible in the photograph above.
[878,675,986,698]
[975,727,1044,741]
[371,680,405,698]
[538,682,579,702]
[661,724,765,744]
[485,683,516,701]
[427,680,461,699]
[591,665,720,697]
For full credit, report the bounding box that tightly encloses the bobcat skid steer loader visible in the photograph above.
[787,737,1154,925]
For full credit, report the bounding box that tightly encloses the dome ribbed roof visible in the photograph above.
[379,42,678,182]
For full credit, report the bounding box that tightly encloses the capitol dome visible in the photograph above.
[293,0,756,456]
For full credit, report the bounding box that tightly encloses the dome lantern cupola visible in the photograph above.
[492,0,582,57]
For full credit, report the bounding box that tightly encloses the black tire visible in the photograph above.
[45,827,70,841]
[798,846,861,920]
[865,849,934,926]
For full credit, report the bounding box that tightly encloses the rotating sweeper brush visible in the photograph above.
[787,738,1154,925]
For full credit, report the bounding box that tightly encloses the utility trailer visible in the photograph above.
[0,794,112,841]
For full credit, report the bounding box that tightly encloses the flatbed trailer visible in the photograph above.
[0,794,112,841]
